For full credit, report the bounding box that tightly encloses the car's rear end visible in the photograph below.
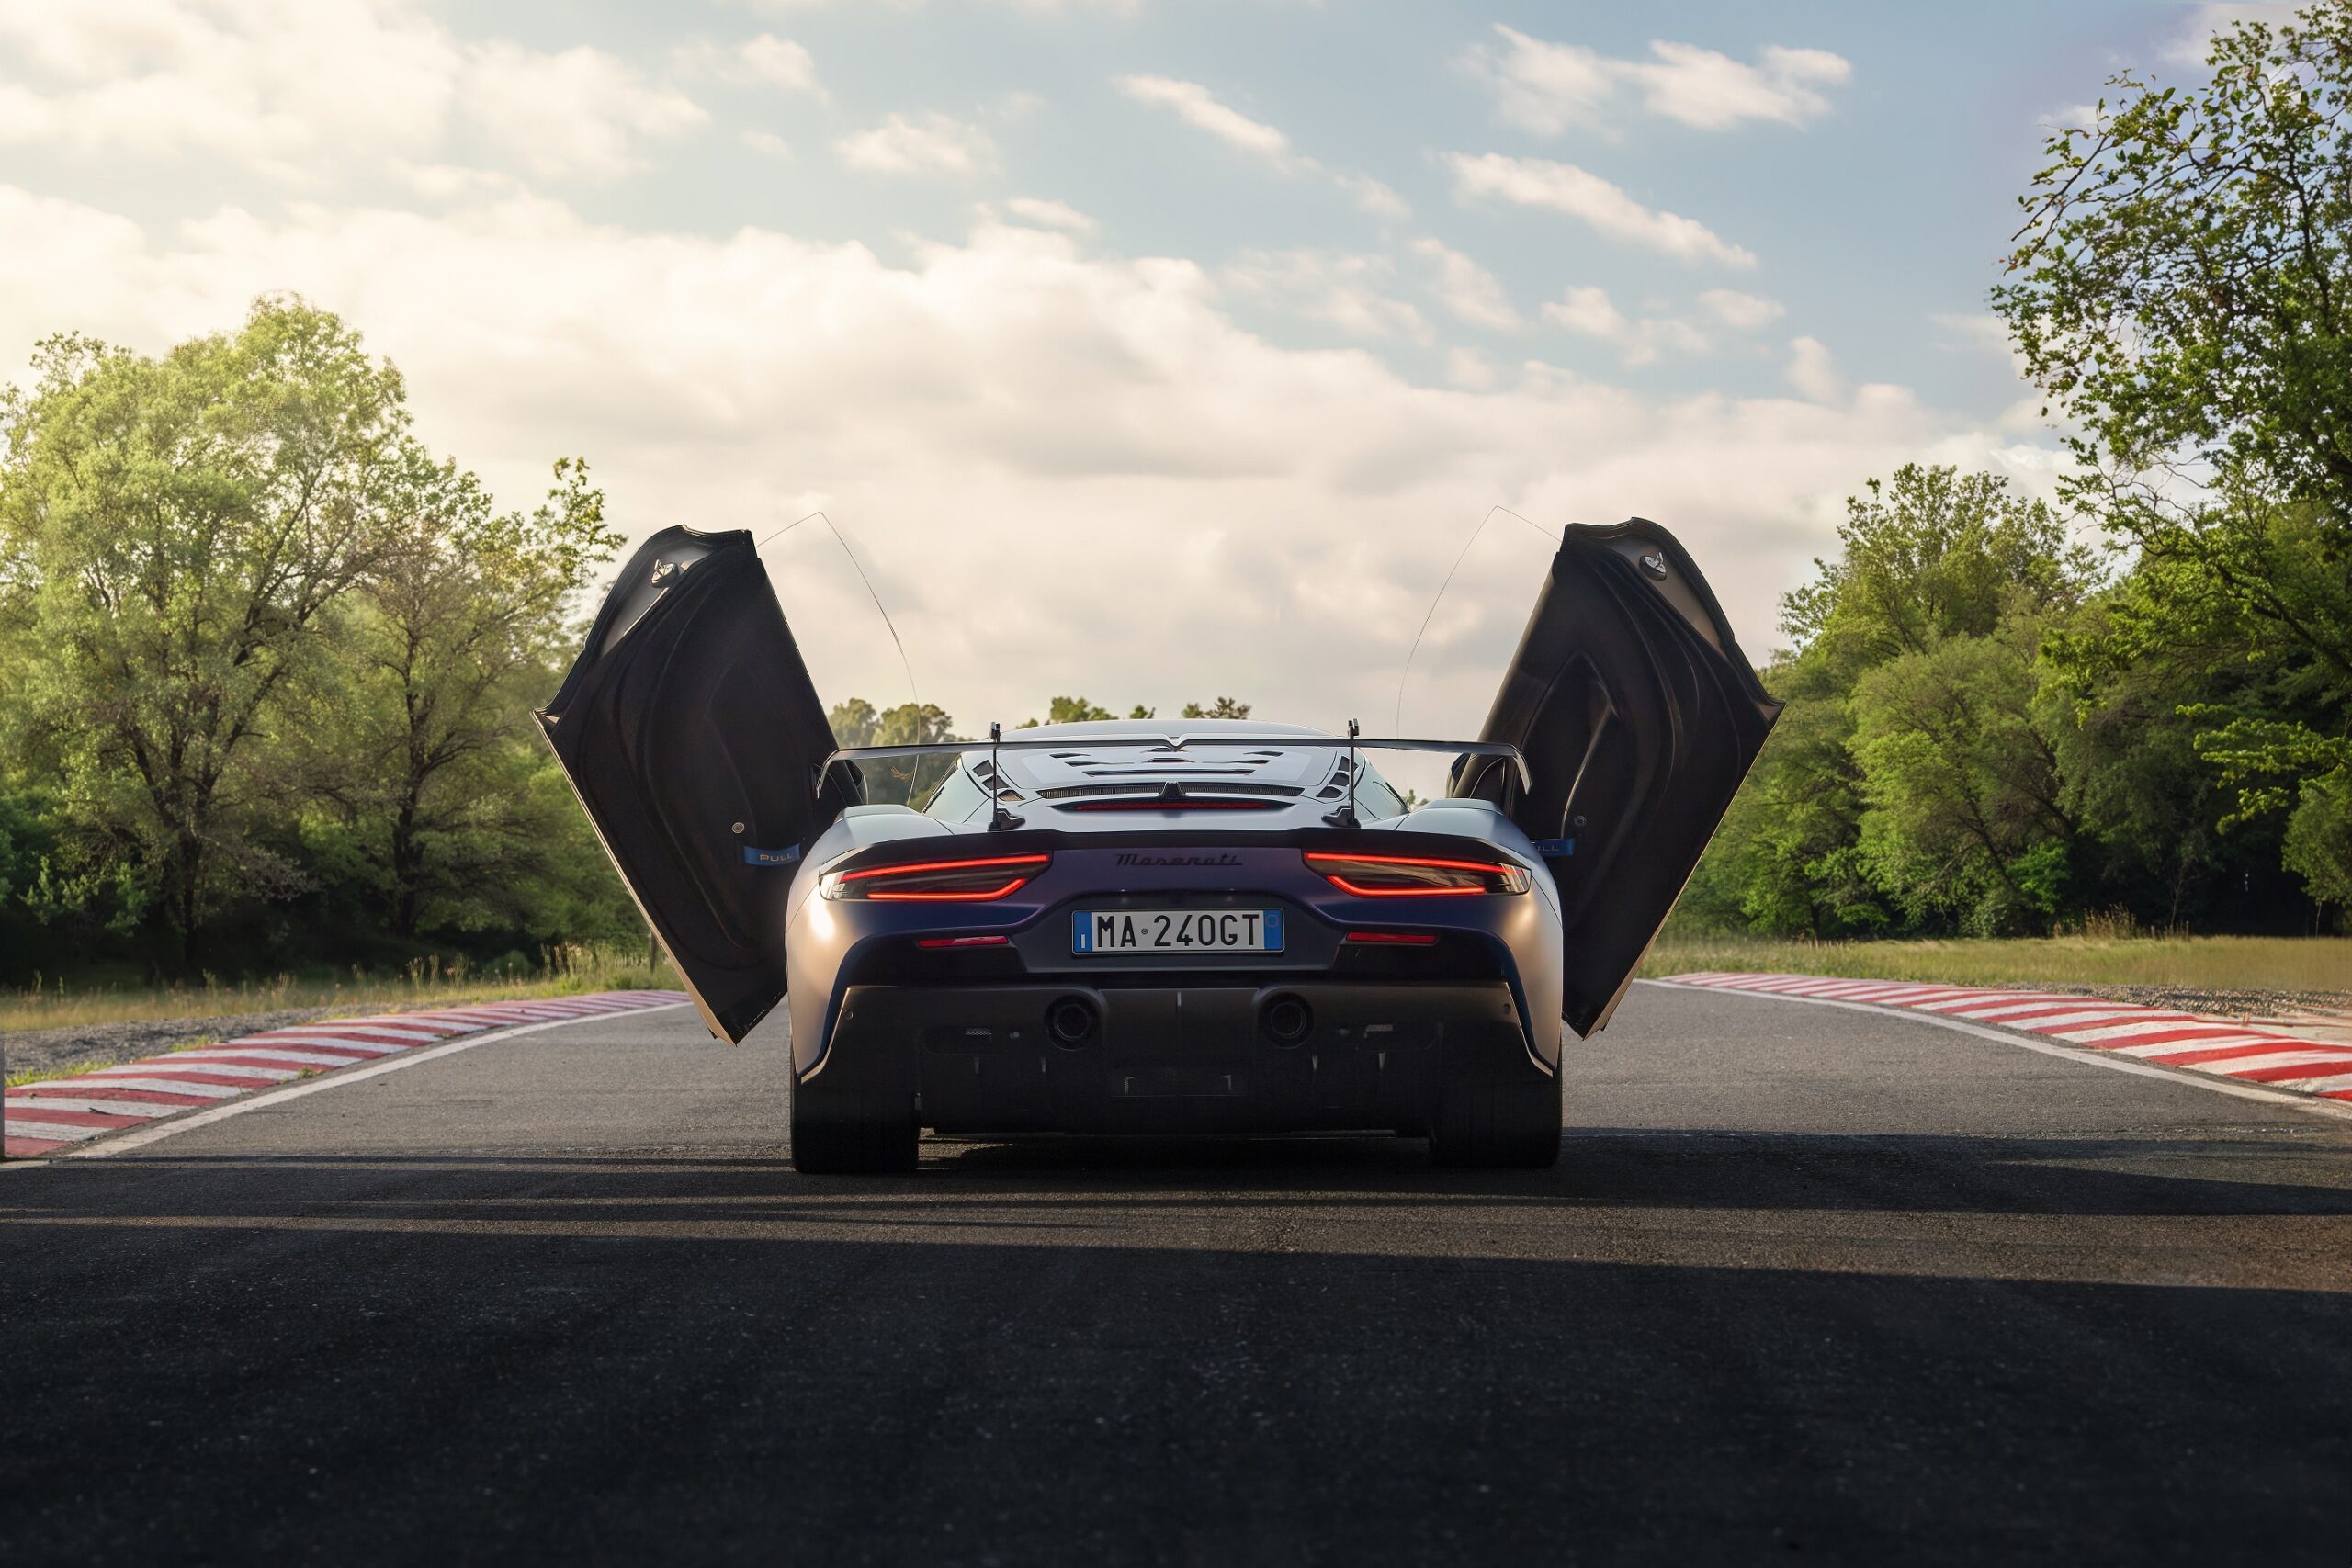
[537,518,1781,1177]
[783,769,1566,1167]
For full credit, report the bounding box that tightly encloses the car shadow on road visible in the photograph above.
[16,1122,2352,1219]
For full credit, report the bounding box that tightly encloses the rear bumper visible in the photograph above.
[800,981,1546,1136]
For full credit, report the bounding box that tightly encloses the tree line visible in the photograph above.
[824,695,1254,806]
[0,300,649,982]
[1684,5,2352,937]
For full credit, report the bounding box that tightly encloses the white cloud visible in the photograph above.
[1448,152,1756,268]
[1334,172,1410,221]
[674,34,822,95]
[1632,42,1849,131]
[1697,288,1784,331]
[1117,74,1288,157]
[0,185,2053,754]
[740,34,820,90]
[1117,74,1407,219]
[1444,346,1500,390]
[1786,335,1844,401]
[2164,4,2300,65]
[1223,251,1430,343]
[0,1,705,184]
[1543,285,1627,341]
[742,130,794,160]
[833,111,997,175]
[2038,101,2105,132]
[467,44,707,179]
[1468,26,1851,136]
[1541,286,1709,367]
[394,162,531,202]
[1409,238,1520,332]
[1005,197,1097,232]
[1930,311,2012,355]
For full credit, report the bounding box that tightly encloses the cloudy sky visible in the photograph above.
[0,0,2275,757]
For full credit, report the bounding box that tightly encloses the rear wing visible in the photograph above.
[817,733,1532,795]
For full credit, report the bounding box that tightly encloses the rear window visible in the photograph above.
[922,768,989,822]
[1352,765,1408,822]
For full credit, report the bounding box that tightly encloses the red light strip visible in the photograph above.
[1344,931,1438,946]
[840,853,1051,884]
[1305,852,1519,876]
[870,879,1034,902]
[916,934,1012,948]
[1323,876,1484,898]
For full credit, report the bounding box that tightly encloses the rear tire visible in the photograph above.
[1430,1066,1561,1169]
[790,1089,919,1174]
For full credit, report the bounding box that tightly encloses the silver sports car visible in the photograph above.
[539,519,1779,1171]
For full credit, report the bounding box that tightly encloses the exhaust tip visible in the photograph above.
[1262,994,1313,1046]
[1046,996,1099,1048]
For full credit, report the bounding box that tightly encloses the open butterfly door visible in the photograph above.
[1452,519,1781,1037]
[537,526,859,1043]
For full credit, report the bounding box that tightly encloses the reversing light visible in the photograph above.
[822,853,1050,902]
[1306,852,1530,897]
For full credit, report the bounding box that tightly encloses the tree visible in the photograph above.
[827,697,960,804]
[303,458,622,938]
[1850,623,2083,933]
[1018,696,1116,728]
[1680,466,2099,936]
[2284,769,2352,910]
[1782,465,2099,676]
[1682,661,1888,937]
[1995,2,2352,536]
[0,299,426,962]
[1182,697,1252,719]
[1994,1,2352,900]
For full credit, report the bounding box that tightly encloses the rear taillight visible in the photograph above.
[1305,852,1530,897]
[821,853,1050,902]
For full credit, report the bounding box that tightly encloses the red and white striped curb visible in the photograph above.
[1661,973,2352,1105]
[3,990,690,1158]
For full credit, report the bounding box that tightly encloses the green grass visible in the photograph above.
[5,1054,128,1089]
[1643,932,2352,997]
[1,943,682,1037]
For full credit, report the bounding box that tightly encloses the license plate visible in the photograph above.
[1072,909,1283,954]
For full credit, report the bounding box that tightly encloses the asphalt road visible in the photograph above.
[5,983,2348,1566]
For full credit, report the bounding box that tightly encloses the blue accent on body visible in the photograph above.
[1532,837,1576,857]
[742,844,802,867]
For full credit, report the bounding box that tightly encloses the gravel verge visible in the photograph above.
[2004,983,2352,1021]
[7,1006,388,1084]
